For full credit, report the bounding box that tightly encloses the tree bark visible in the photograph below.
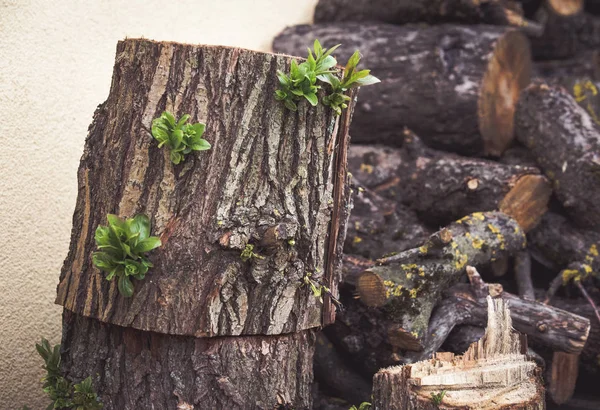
[357,211,527,351]
[273,23,532,156]
[61,310,314,410]
[56,39,355,336]
[515,82,600,229]
[55,39,357,409]
[372,297,546,409]
[314,0,528,26]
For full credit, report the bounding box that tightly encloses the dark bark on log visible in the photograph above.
[515,250,536,300]
[404,267,591,362]
[515,82,600,229]
[347,133,551,230]
[273,23,532,156]
[313,333,372,405]
[372,298,546,409]
[61,310,314,410]
[395,131,550,229]
[314,0,529,26]
[357,211,527,351]
[530,4,600,60]
[55,39,355,336]
[535,50,600,84]
[344,182,432,260]
[528,212,600,279]
[550,295,600,374]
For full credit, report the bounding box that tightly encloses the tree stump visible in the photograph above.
[372,297,546,410]
[273,23,532,155]
[55,38,356,409]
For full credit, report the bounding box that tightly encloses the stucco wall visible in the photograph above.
[0,1,316,407]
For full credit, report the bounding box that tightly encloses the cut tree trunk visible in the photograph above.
[61,310,315,410]
[55,39,357,409]
[515,82,600,229]
[313,0,531,27]
[372,297,546,410]
[404,267,591,362]
[273,23,532,156]
[356,211,527,351]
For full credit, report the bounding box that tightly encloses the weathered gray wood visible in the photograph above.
[274,23,532,155]
[61,310,315,410]
[515,82,600,229]
[55,39,356,336]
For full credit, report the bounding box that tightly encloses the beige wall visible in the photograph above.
[0,1,315,407]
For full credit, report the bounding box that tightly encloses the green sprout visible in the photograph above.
[349,402,371,410]
[275,39,380,115]
[92,214,161,298]
[151,111,211,164]
[431,390,447,406]
[302,272,343,311]
[30,338,103,410]
[240,244,265,262]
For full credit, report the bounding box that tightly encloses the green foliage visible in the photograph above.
[92,214,161,297]
[275,39,380,115]
[431,390,447,406]
[151,111,211,164]
[29,338,103,410]
[302,272,344,313]
[240,244,264,262]
[349,402,371,410]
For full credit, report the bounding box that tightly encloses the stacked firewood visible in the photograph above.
[273,1,600,408]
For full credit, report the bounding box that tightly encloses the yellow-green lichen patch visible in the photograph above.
[383,280,404,298]
[454,250,468,270]
[472,212,486,221]
[353,236,363,244]
[590,244,599,257]
[472,236,484,249]
[409,288,418,298]
[487,223,501,234]
[360,163,374,174]
[419,245,428,254]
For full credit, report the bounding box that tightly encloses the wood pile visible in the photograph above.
[273,1,600,408]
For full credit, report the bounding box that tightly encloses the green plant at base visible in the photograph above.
[349,402,371,410]
[28,338,103,410]
[92,214,161,298]
[275,39,380,115]
[240,244,265,262]
[302,272,344,311]
[151,111,211,164]
[431,390,447,406]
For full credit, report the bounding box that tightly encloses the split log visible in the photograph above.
[61,310,315,410]
[55,39,357,409]
[372,297,545,410]
[515,82,600,229]
[313,0,533,28]
[274,23,532,155]
[357,211,527,351]
[549,351,579,404]
[528,212,600,281]
[404,267,590,362]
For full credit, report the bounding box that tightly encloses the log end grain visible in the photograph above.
[479,30,532,156]
[548,0,584,16]
[357,271,387,307]
[498,174,552,232]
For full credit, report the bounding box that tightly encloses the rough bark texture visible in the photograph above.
[405,267,590,362]
[535,50,600,85]
[528,212,600,276]
[55,39,356,336]
[530,4,600,60]
[393,131,550,228]
[515,82,600,229]
[60,310,314,410]
[273,23,532,155]
[314,0,526,26]
[372,298,546,410]
[357,211,527,350]
[313,333,372,405]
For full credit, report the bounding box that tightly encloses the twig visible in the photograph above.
[575,281,600,325]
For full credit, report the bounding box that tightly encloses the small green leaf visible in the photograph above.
[135,237,162,253]
[304,92,318,106]
[193,123,205,137]
[345,50,361,73]
[190,139,211,151]
[284,99,298,111]
[175,114,190,129]
[162,111,176,126]
[313,39,322,56]
[170,151,182,164]
[118,275,134,297]
[352,74,381,87]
